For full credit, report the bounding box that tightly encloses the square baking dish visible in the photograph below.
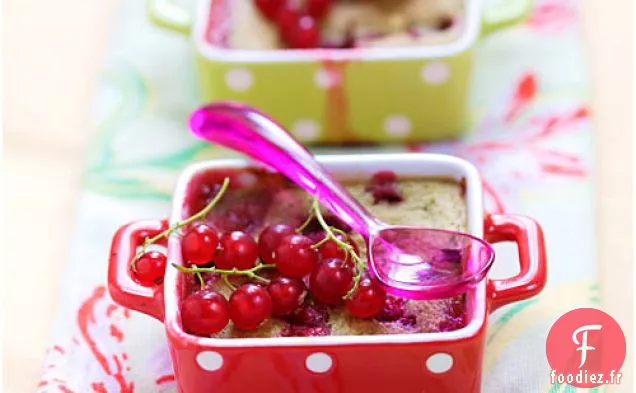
[147,0,531,144]
[108,153,546,393]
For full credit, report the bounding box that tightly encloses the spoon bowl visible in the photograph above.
[369,226,493,299]
[189,102,495,300]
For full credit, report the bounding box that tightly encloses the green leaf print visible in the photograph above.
[87,66,148,172]
[487,299,538,344]
[84,176,171,201]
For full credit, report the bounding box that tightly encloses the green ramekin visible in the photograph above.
[148,0,530,144]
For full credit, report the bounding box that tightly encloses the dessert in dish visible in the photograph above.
[111,154,547,393]
[133,167,468,338]
[223,0,465,49]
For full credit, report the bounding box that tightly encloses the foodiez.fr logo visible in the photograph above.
[546,308,626,388]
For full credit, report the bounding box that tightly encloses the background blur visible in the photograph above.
[2,0,633,392]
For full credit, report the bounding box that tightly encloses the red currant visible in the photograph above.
[318,233,359,261]
[309,258,354,305]
[438,297,465,331]
[258,224,295,264]
[281,301,331,336]
[182,224,218,266]
[287,16,320,49]
[267,277,306,316]
[274,234,319,278]
[181,289,230,335]
[375,296,406,322]
[345,277,386,318]
[216,231,259,270]
[229,283,273,331]
[437,16,454,30]
[276,6,301,38]
[370,170,398,184]
[288,301,329,326]
[306,0,332,19]
[365,170,403,204]
[254,0,284,20]
[132,251,167,286]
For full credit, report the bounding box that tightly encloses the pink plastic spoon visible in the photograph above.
[189,102,495,300]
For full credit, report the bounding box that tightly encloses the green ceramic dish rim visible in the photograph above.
[147,0,531,63]
[192,0,483,63]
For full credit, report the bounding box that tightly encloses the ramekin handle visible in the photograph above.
[481,0,532,36]
[484,214,547,312]
[108,219,169,321]
[147,0,192,35]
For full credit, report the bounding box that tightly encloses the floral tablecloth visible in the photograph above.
[38,0,600,392]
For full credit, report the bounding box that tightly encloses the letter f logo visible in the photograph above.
[572,324,602,368]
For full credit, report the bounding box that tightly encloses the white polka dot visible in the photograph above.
[292,119,321,141]
[225,69,253,92]
[384,115,412,137]
[421,62,450,85]
[314,67,342,89]
[196,351,223,371]
[426,353,453,373]
[305,352,332,373]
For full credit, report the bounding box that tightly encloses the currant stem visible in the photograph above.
[172,262,275,284]
[222,275,236,291]
[311,236,330,249]
[295,209,315,233]
[195,271,205,290]
[145,177,230,245]
[331,227,349,238]
[310,199,364,299]
[331,228,351,263]
[131,177,230,272]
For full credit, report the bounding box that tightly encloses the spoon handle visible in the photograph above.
[190,102,378,236]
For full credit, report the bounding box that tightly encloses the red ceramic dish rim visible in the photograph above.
[191,0,482,63]
[163,153,488,348]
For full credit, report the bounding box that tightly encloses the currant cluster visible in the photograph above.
[129,177,387,337]
[254,0,334,49]
[177,208,387,335]
[129,178,233,287]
